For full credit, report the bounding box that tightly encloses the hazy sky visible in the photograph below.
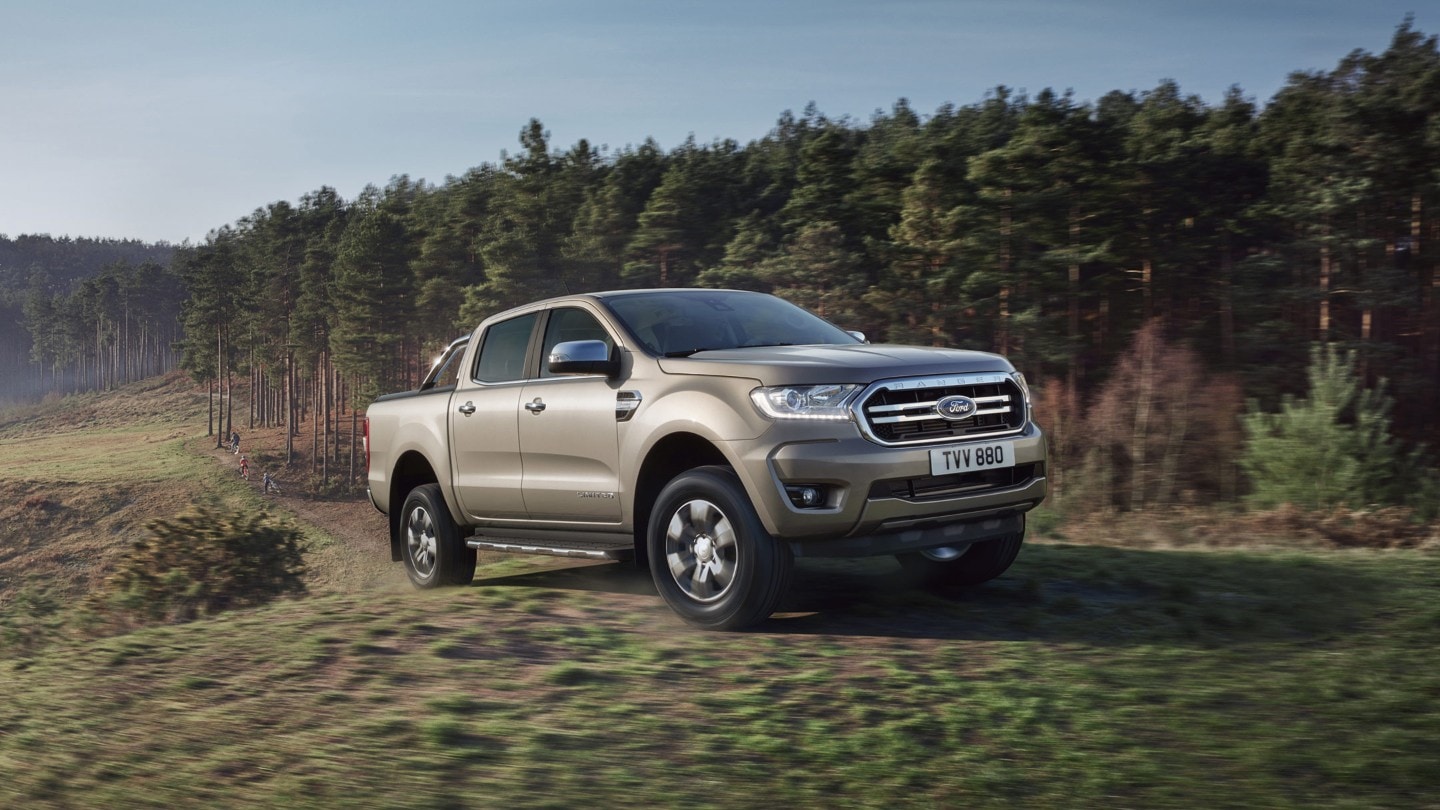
[0,1,1427,244]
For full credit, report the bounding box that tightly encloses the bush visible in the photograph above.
[1241,344,1438,517]
[0,586,64,656]
[1055,320,1243,513]
[89,504,306,626]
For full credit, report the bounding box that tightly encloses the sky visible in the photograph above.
[0,0,1429,245]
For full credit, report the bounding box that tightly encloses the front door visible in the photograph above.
[517,306,623,523]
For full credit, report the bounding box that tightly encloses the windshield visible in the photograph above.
[602,290,859,357]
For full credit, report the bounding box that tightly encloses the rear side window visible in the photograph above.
[474,313,538,383]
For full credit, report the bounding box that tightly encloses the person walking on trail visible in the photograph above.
[230,431,241,454]
[239,456,249,480]
[262,471,281,495]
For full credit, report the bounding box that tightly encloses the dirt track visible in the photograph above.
[204,425,406,595]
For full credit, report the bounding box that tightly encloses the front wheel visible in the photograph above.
[648,466,792,630]
[400,483,476,588]
[897,519,1025,589]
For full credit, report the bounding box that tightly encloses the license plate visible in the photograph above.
[930,441,1015,476]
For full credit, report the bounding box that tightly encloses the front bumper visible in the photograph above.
[728,422,1047,555]
[790,511,1027,558]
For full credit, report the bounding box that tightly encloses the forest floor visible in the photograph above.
[2,374,1438,808]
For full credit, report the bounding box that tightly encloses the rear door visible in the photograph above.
[449,312,538,520]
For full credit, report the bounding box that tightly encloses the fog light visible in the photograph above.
[785,485,826,508]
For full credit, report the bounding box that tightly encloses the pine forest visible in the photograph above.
[2,20,1438,517]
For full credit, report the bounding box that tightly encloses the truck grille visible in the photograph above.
[855,373,1027,446]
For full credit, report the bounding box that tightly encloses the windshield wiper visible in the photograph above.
[663,347,724,358]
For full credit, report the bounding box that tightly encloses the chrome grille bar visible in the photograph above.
[852,374,1027,446]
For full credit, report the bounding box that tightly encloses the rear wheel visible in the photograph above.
[648,466,792,630]
[897,519,1025,588]
[401,483,476,588]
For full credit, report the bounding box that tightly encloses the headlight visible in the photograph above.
[750,384,860,421]
[1009,371,1030,399]
[1010,371,1032,417]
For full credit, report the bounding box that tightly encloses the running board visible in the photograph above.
[467,537,633,561]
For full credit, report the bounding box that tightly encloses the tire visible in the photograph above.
[400,483,476,588]
[647,466,792,631]
[897,518,1025,589]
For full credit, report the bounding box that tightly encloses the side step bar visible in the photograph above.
[467,537,633,561]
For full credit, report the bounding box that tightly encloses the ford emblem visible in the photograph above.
[935,394,977,421]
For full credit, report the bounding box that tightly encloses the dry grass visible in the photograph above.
[0,372,216,613]
[1055,504,1440,551]
[0,372,397,628]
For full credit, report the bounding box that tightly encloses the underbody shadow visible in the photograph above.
[468,544,1396,647]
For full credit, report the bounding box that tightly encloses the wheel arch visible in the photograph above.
[389,450,441,562]
[631,432,729,564]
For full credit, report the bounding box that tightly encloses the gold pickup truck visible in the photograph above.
[365,289,1047,629]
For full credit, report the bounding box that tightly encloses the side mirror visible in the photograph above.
[846,330,868,344]
[547,340,619,377]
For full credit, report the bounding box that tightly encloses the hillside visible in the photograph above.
[0,374,214,605]
[2,377,1438,808]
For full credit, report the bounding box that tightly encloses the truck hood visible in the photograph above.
[655,343,1014,385]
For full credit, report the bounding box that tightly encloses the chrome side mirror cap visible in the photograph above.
[547,340,619,377]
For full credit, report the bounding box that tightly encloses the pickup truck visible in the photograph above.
[365,289,1046,629]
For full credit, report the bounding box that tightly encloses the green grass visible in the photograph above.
[0,427,196,483]
[3,375,1438,808]
[1,546,1437,809]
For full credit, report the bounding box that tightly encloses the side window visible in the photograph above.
[428,342,468,389]
[474,313,538,383]
[540,308,614,378]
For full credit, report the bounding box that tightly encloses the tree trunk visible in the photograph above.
[1129,329,1155,512]
[1068,208,1081,392]
[311,363,320,478]
[1415,192,1437,400]
[322,351,331,485]
[1319,216,1332,341]
[1219,238,1236,368]
[349,398,358,490]
[224,326,233,441]
[285,350,295,465]
[215,325,224,449]
[1158,394,1189,507]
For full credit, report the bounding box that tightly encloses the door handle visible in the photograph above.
[458,401,476,416]
[524,398,546,414]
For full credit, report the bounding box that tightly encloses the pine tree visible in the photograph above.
[330,201,415,399]
[1240,344,1429,511]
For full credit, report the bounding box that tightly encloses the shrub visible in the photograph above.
[1061,320,1243,513]
[1241,344,1438,517]
[90,504,306,626]
[0,586,64,655]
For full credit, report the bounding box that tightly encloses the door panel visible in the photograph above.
[449,312,537,520]
[517,377,623,522]
[518,306,623,522]
[450,383,527,519]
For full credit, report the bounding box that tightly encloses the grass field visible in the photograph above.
[2,376,1438,808]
